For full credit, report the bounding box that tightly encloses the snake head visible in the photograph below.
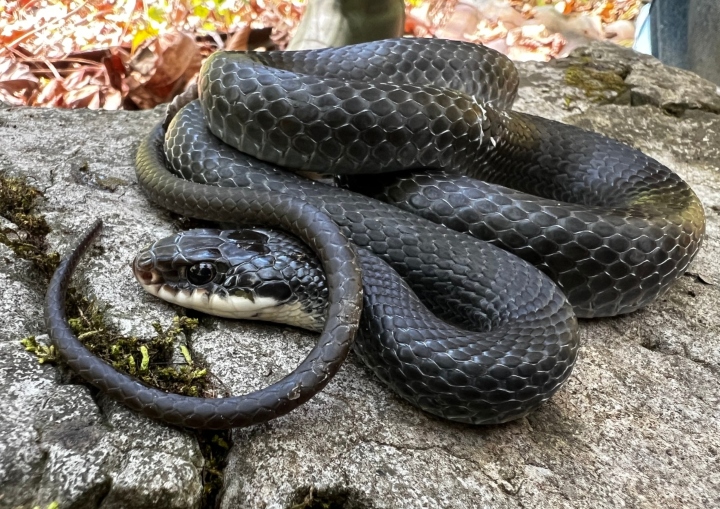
[132,228,328,331]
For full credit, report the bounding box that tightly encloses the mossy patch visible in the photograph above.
[65,308,208,396]
[564,65,631,104]
[0,173,58,275]
[32,502,59,509]
[197,430,232,508]
[0,170,211,396]
[2,171,227,506]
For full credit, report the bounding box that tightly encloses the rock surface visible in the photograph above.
[0,42,719,509]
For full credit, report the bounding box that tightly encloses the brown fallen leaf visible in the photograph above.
[102,87,123,110]
[34,78,68,107]
[604,19,636,44]
[471,0,526,27]
[225,25,251,51]
[126,31,202,110]
[685,271,717,286]
[102,50,129,95]
[0,58,39,105]
[435,2,481,41]
[63,66,104,90]
[532,6,605,41]
[406,0,457,38]
[506,24,566,61]
[64,84,102,109]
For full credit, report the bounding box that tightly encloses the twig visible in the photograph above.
[40,57,61,80]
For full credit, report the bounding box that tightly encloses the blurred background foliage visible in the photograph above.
[0,0,644,109]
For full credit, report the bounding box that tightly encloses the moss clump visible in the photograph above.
[4,171,226,501]
[1,170,212,396]
[564,65,630,104]
[197,430,232,508]
[67,308,208,396]
[20,336,58,364]
[0,173,59,275]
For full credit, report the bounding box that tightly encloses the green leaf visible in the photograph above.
[180,345,193,365]
[147,4,167,24]
[131,28,157,53]
[140,345,150,373]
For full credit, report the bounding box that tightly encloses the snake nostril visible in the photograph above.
[132,252,156,285]
[135,268,154,285]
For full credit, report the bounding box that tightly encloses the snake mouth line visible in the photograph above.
[133,269,321,330]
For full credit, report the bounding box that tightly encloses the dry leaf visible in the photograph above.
[225,25,251,51]
[127,31,202,109]
[506,24,566,61]
[102,51,128,94]
[685,271,717,286]
[63,66,102,90]
[64,84,102,109]
[102,88,123,110]
[34,78,68,107]
[1,0,647,108]
[0,58,39,105]
[436,3,481,41]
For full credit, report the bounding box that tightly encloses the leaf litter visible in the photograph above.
[0,0,646,110]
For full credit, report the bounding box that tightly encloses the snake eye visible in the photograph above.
[187,262,216,285]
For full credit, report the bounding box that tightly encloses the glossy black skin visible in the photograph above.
[45,38,703,429]
[198,37,703,318]
[150,39,580,425]
[136,227,577,424]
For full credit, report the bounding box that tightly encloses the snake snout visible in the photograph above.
[132,250,159,286]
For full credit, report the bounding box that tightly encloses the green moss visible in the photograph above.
[0,170,215,395]
[20,336,57,364]
[564,65,630,104]
[68,307,208,396]
[3,171,227,502]
[0,173,59,275]
[197,430,232,508]
[1,171,213,397]
[32,502,59,509]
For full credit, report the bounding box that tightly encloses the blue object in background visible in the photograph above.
[633,3,653,55]
[633,0,720,85]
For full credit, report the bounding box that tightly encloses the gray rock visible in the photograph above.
[0,108,203,509]
[0,41,718,509]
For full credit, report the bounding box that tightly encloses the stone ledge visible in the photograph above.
[0,42,718,509]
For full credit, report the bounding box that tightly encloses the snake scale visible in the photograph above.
[45,38,705,429]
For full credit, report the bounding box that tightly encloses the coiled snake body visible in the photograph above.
[45,39,705,429]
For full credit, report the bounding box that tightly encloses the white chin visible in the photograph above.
[142,284,320,331]
[155,285,280,319]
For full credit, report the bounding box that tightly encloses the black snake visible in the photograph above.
[44,38,705,429]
